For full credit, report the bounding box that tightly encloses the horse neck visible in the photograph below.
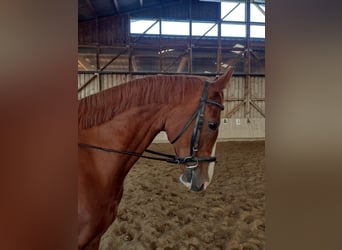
[80,103,167,171]
[118,105,166,153]
[79,105,170,188]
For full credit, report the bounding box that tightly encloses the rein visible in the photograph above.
[78,80,224,166]
[78,143,213,165]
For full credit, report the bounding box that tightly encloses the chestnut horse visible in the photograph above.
[78,67,234,249]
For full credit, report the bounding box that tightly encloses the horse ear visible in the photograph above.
[213,66,234,90]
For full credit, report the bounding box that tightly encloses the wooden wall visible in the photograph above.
[78,15,129,46]
[224,76,265,119]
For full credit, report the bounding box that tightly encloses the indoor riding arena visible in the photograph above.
[78,0,265,249]
[100,141,265,250]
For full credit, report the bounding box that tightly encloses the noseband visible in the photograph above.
[79,80,224,166]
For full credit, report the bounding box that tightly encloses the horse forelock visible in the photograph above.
[78,74,208,129]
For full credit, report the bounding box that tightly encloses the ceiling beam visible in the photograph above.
[85,0,97,17]
[78,55,94,71]
[112,0,120,12]
[115,0,179,15]
[254,3,265,15]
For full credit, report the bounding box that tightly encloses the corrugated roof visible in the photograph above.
[78,0,181,21]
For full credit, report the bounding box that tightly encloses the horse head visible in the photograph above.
[164,67,234,192]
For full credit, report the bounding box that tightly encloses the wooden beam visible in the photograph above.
[225,98,264,102]
[131,56,138,72]
[250,100,265,117]
[164,50,188,71]
[78,74,98,93]
[221,2,240,20]
[78,60,87,71]
[225,101,245,118]
[131,20,159,43]
[112,0,120,12]
[254,3,265,16]
[78,55,93,71]
[78,48,129,93]
[188,1,192,73]
[177,57,187,73]
[217,2,222,73]
[100,48,129,71]
[244,0,252,118]
[85,0,97,17]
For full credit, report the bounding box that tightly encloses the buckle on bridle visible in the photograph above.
[182,156,199,169]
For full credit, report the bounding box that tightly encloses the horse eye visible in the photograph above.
[208,121,218,131]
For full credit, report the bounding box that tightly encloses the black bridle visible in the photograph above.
[78,80,224,166]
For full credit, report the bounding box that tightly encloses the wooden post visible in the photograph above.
[217,1,222,73]
[244,0,251,119]
[96,17,102,92]
[177,57,188,73]
[159,16,162,71]
[188,0,192,73]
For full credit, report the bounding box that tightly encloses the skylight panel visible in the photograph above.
[250,25,265,38]
[192,22,218,37]
[221,24,246,37]
[251,4,265,23]
[221,2,245,22]
[161,21,189,35]
[130,19,160,35]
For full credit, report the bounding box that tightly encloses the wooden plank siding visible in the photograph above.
[78,15,129,46]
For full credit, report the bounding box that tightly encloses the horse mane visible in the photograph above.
[78,74,208,129]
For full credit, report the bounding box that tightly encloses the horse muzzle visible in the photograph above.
[179,167,206,193]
